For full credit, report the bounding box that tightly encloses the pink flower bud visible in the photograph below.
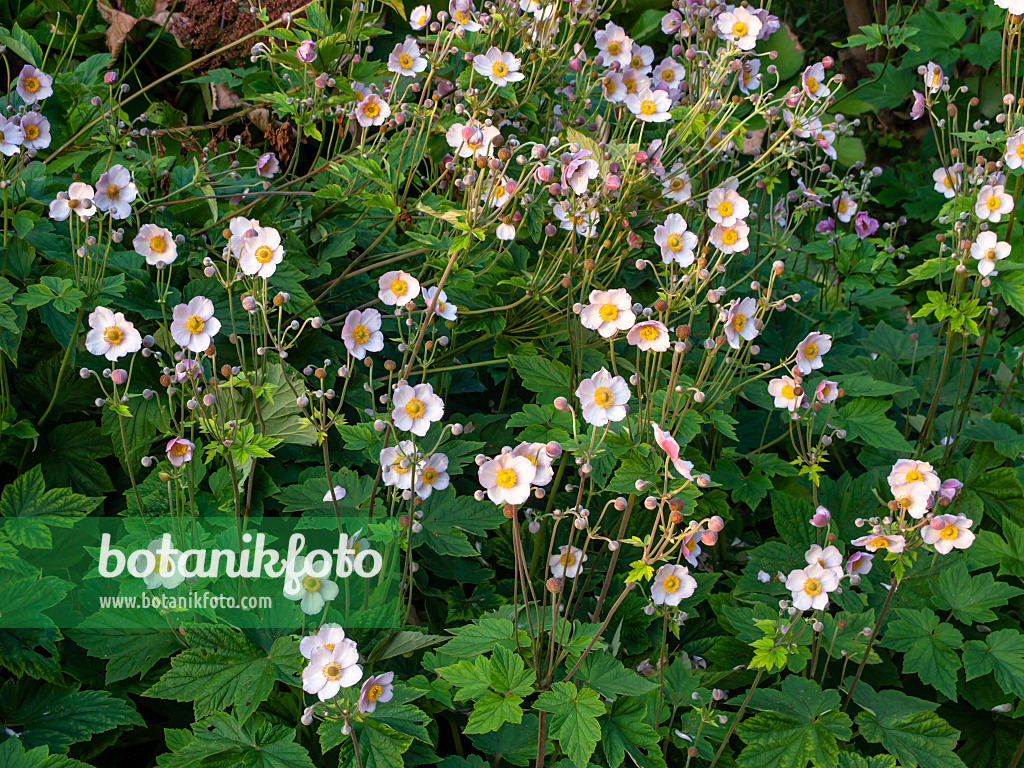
[111,369,128,385]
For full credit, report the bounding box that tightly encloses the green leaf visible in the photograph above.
[439,617,525,659]
[930,563,1023,624]
[67,610,181,684]
[962,628,1024,700]
[836,398,913,452]
[535,682,604,768]
[436,656,492,701]
[576,652,658,698]
[145,628,297,723]
[465,691,525,734]
[601,698,666,768]
[0,678,143,753]
[738,677,852,768]
[0,466,100,548]
[415,490,505,557]
[771,490,814,550]
[508,354,571,403]
[490,645,536,697]
[853,683,966,768]
[0,740,95,768]
[880,608,962,700]
[159,712,315,768]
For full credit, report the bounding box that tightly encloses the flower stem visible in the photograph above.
[843,577,897,709]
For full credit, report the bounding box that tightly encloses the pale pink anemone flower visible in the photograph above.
[716,6,762,50]
[256,152,280,178]
[445,121,500,158]
[710,221,749,253]
[801,62,830,101]
[378,270,421,305]
[228,216,261,257]
[921,514,975,554]
[478,453,537,505]
[805,544,843,577]
[473,47,524,87]
[85,306,142,361]
[707,187,749,227]
[626,87,672,122]
[851,533,906,554]
[651,564,697,606]
[794,331,832,374]
[16,65,53,104]
[937,478,963,504]
[359,671,395,714]
[388,39,427,77]
[549,544,587,578]
[887,458,940,495]
[722,297,759,349]
[595,21,633,67]
[653,213,698,266]
[627,320,670,352]
[833,195,857,223]
[356,93,391,127]
[170,296,221,352]
[300,624,347,659]
[239,225,285,278]
[414,452,450,499]
[94,164,137,220]
[341,308,384,360]
[391,382,444,436]
[575,368,630,426]
[134,223,178,266]
[580,288,635,338]
[422,286,458,321]
[410,4,431,29]
[975,185,1014,223]
[910,90,926,120]
[785,562,838,610]
[892,483,932,519]
[381,440,417,490]
[323,485,347,502]
[49,182,97,222]
[846,552,873,575]
[680,531,702,567]
[302,640,362,701]
[971,231,1011,277]
[768,375,801,412]
[810,506,831,527]
[166,437,195,467]
[815,379,839,404]
[661,166,692,203]
[560,149,600,195]
[511,441,555,486]
[651,422,695,480]
[19,112,51,150]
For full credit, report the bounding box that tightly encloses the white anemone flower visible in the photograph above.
[971,231,1010,276]
[381,441,418,489]
[85,307,142,361]
[388,39,428,77]
[170,296,221,352]
[794,332,832,375]
[921,514,975,554]
[423,286,458,321]
[302,639,361,700]
[767,375,801,412]
[575,367,630,426]
[626,87,672,123]
[342,308,385,360]
[653,213,698,266]
[473,47,524,86]
[651,563,697,606]
[141,538,185,590]
[975,184,1014,223]
[93,164,137,220]
[580,288,635,338]
[49,182,97,222]
[378,270,421,305]
[391,382,444,436]
[785,562,838,611]
[549,545,587,578]
[595,22,633,67]
[932,167,958,198]
[716,6,762,50]
[627,320,670,352]
[300,623,347,659]
[285,554,341,616]
[710,221,749,254]
[16,65,53,104]
[415,452,450,498]
[239,226,285,278]
[478,453,536,505]
[134,224,178,266]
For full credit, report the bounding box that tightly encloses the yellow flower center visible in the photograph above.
[106,184,120,200]
[733,313,747,331]
[722,228,739,245]
[663,575,680,593]
[732,21,747,36]
[560,552,576,566]
[806,77,819,93]
[422,467,438,484]
[68,199,80,209]
[24,77,39,93]
[870,536,890,549]
[670,178,685,190]
[103,326,123,345]
[781,385,795,399]
[598,303,618,321]
[594,386,614,407]
[149,236,166,254]
[666,233,682,251]
[185,315,205,334]
[455,10,469,22]
[324,642,335,651]
[390,278,408,297]
[495,467,518,489]
[405,398,425,418]
[399,53,413,69]
[302,575,321,592]
[987,195,1001,211]
[906,470,923,483]
[625,79,637,94]
[640,100,656,116]
[607,41,621,55]
[939,524,959,541]
[661,69,674,82]
[24,124,39,140]
[837,201,847,213]
[1017,145,1024,158]
[943,176,953,188]
[391,458,410,475]
[717,200,734,218]
[803,578,822,596]
[324,661,342,680]
[604,78,617,94]
[492,61,509,78]
[804,343,818,358]
[353,324,370,344]
[364,102,380,118]
[171,442,189,456]
[368,683,383,701]
[254,245,273,264]
[639,325,659,341]
[631,54,643,67]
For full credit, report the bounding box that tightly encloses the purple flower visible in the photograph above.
[910,90,925,120]
[846,551,874,576]
[560,149,599,195]
[166,437,195,467]
[854,211,879,239]
[256,152,280,179]
[810,506,831,528]
[938,478,963,505]
[815,217,835,234]
[358,671,395,714]
[297,40,317,63]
